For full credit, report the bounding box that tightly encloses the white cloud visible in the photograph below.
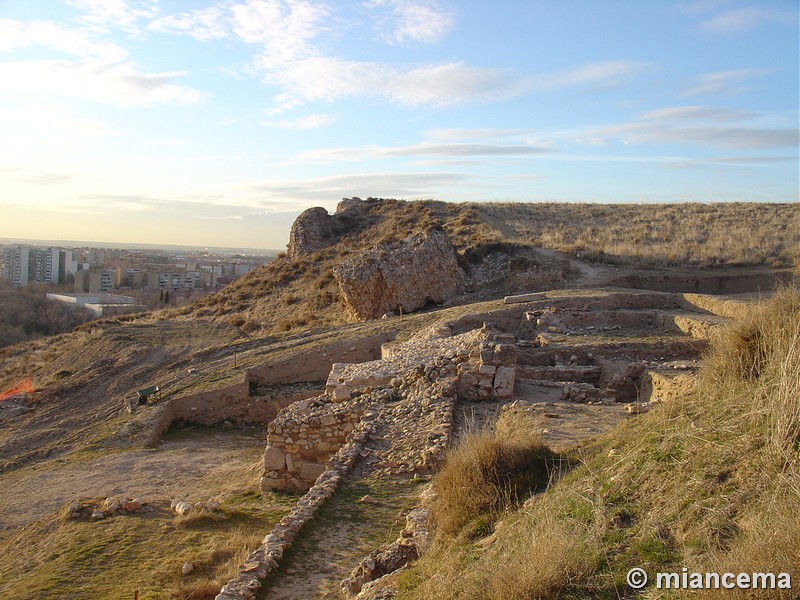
[366,0,455,44]
[0,18,128,61]
[231,0,327,53]
[641,106,752,122]
[149,6,230,41]
[262,113,334,129]
[534,60,649,90]
[246,171,471,205]
[575,105,799,150]
[0,59,206,107]
[297,139,553,163]
[65,0,158,34]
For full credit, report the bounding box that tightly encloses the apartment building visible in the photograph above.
[1,246,30,288]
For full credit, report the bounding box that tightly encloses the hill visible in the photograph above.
[0,199,797,599]
[162,199,798,335]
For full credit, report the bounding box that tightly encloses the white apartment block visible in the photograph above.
[1,246,30,287]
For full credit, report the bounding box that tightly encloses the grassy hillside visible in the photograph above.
[399,288,799,599]
[163,200,799,336]
[474,201,800,267]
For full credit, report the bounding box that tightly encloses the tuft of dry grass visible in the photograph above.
[432,429,559,537]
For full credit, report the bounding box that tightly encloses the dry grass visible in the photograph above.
[399,287,800,599]
[0,490,296,600]
[432,430,558,537]
[474,201,800,268]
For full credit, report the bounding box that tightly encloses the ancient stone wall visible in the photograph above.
[261,393,378,491]
[217,409,381,600]
[333,228,465,321]
[456,332,517,401]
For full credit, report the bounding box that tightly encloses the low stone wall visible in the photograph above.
[261,393,381,491]
[639,367,698,403]
[678,292,754,319]
[217,409,382,600]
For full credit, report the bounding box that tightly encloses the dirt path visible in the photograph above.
[0,426,264,530]
[258,465,422,600]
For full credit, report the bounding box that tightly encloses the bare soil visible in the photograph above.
[0,425,264,531]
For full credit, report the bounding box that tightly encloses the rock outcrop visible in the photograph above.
[333,228,465,321]
[287,207,334,259]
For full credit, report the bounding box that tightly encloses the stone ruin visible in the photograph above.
[217,289,747,599]
[259,322,511,492]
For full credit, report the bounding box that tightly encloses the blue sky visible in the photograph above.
[0,0,797,249]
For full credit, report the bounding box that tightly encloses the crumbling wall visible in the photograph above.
[456,331,517,401]
[260,394,378,492]
[218,410,382,600]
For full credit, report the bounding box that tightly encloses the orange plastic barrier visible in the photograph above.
[0,378,34,402]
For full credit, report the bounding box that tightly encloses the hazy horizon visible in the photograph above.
[1,1,798,249]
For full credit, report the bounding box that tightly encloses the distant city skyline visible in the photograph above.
[1,1,798,249]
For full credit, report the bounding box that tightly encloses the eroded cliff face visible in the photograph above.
[332,228,465,321]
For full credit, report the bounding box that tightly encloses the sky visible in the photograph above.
[0,0,798,250]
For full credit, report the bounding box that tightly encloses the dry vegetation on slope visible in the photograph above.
[162,200,799,336]
[473,202,800,267]
[399,289,800,599]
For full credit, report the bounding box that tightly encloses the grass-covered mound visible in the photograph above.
[400,288,800,599]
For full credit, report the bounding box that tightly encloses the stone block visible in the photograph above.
[299,462,326,483]
[263,445,286,471]
[332,386,352,402]
[492,344,517,365]
[493,365,515,399]
[478,364,496,376]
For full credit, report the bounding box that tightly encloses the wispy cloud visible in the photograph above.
[298,140,552,162]
[699,7,778,34]
[149,6,230,41]
[680,68,772,97]
[65,0,158,35]
[575,105,799,150]
[534,60,649,91]
[366,0,455,45]
[0,166,74,186]
[0,59,205,107]
[641,105,752,122]
[246,171,471,205]
[145,1,643,111]
[0,18,128,60]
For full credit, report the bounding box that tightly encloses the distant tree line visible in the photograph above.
[0,281,95,348]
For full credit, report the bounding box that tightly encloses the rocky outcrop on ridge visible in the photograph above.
[333,228,465,321]
[286,206,334,259]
